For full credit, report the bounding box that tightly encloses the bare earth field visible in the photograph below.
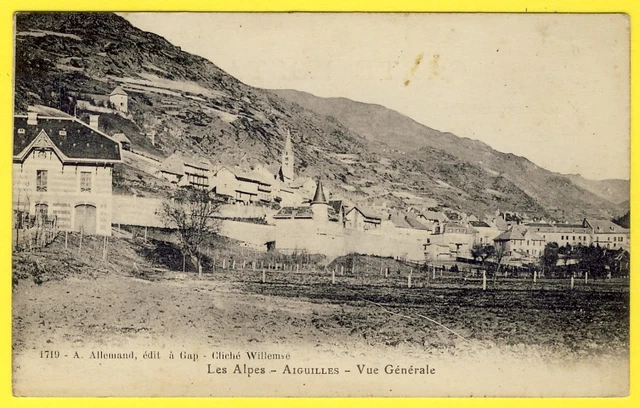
[12,234,629,397]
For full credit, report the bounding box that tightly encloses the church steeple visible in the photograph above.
[280,129,294,182]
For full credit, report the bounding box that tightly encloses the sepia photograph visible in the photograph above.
[10,12,630,397]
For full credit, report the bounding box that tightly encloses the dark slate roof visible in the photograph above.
[14,115,121,162]
[273,205,340,222]
[469,221,491,228]
[329,200,343,215]
[273,206,314,219]
[312,180,327,203]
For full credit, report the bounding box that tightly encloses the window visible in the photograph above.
[18,128,25,134]
[573,236,575,241]
[35,203,48,220]
[36,170,47,192]
[80,172,92,192]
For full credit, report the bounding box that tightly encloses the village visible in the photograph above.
[11,87,630,277]
[9,12,632,398]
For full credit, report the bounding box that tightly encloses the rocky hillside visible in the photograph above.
[13,12,626,220]
[273,89,629,219]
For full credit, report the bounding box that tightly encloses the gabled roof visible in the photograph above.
[160,152,213,174]
[110,86,127,96]
[420,210,448,222]
[234,166,273,186]
[390,213,412,229]
[494,226,526,241]
[469,220,491,228]
[112,133,131,144]
[346,206,382,222]
[14,114,121,163]
[584,218,629,234]
[494,226,544,242]
[405,215,429,230]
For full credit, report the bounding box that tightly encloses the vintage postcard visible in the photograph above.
[10,12,630,397]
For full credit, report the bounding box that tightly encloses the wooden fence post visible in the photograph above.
[64,230,68,250]
[408,270,413,288]
[482,270,487,291]
[385,267,388,278]
[585,271,588,284]
[332,268,335,284]
[571,275,575,290]
[262,269,266,284]
[78,228,83,254]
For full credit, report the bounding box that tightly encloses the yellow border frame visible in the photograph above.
[0,1,637,407]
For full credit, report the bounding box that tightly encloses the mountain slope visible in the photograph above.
[563,175,629,205]
[273,89,627,219]
[13,12,625,220]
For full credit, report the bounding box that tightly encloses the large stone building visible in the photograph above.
[158,152,213,190]
[525,219,629,250]
[13,111,122,235]
[493,225,546,262]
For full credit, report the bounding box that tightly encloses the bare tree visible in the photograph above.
[160,188,222,278]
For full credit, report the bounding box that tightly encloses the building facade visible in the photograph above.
[13,112,121,235]
[109,86,128,113]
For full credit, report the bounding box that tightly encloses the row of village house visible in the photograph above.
[12,109,629,265]
[273,181,630,263]
[156,152,316,207]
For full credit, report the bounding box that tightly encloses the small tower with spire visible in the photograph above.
[280,129,294,183]
[311,179,329,221]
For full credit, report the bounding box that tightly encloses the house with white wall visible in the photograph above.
[13,111,121,235]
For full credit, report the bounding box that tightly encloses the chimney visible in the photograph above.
[89,115,99,130]
[27,112,38,126]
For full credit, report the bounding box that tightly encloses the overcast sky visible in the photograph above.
[122,13,629,181]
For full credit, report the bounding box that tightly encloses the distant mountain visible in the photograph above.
[13,12,626,220]
[563,175,629,205]
[273,89,628,219]
[612,210,630,229]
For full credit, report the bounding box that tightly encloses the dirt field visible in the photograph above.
[11,233,630,397]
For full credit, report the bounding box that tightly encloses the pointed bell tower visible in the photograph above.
[311,180,329,221]
[280,129,294,182]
